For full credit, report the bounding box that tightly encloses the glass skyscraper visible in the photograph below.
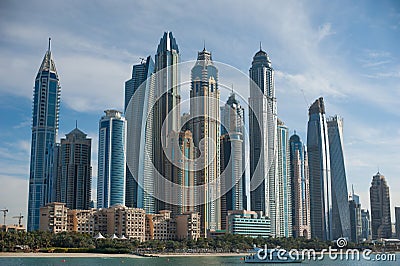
[289,133,311,239]
[153,32,181,212]
[327,115,351,239]
[369,172,392,239]
[220,93,245,229]
[276,120,292,237]
[190,47,221,234]
[307,97,332,240]
[28,39,61,231]
[249,47,278,236]
[97,110,126,208]
[349,186,362,243]
[56,127,91,210]
[125,56,155,212]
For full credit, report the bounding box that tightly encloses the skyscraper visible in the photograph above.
[361,209,371,241]
[153,32,181,212]
[276,120,292,237]
[289,132,311,239]
[249,47,278,236]
[56,127,91,210]
[395,207,400,239]
[28,39,61,231]
[164,130,196,216]
[369,172,392,239]
[220,93,245,229]
[307,97,332,240]
[349,186,362,243]
[327,116,351,239]
[124,56,156,212]
[97,110,126,208]
[190,47,221,234]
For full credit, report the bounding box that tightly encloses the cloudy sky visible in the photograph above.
[0,0,399,226]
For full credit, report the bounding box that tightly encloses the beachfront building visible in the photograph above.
[226,210,271,237]
[145,210,176,241]
[175,212,201,240]
[39,202,68,233]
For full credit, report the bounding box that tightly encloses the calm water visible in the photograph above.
[0,254,398,265]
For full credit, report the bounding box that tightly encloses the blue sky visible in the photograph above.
[0,0,399,225]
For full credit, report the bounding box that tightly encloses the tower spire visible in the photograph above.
[203,40,206,51]
[260,41,262,51]
[48,37,51,51]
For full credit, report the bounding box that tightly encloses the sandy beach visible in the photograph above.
[150,252,248,257]
[0,252,142,258]
[0,252,248,258]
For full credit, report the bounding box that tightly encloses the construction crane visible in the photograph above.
[12,213,24,226]
[0,209,8,225]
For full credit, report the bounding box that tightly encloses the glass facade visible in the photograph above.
[307,97,332,240]
[97,110,126,208]
[28,42,61,231]
[249,48,278,237]
[327,116,351,239]
[125,55,155,213]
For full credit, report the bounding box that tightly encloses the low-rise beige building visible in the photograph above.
[146,210,176,241]
[39,202,68,233]
[176,212,200,240]
[93,205,145,241]
[67,209,96,234]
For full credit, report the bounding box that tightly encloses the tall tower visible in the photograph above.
[124,56,156,212]
[369,172,392,239]
[289,133,311,239]
[164,130,196,216]
[276,120,292,237]
[56,127,91,210]
[307,97,332,240]
[249,47,278,236]
[97,110,126,208]
[220,93,245,229]
[28,38,61,231]
[153,32,181,212]
[190,47,221,235]
[327,116,351,239]
[349,186,362,243]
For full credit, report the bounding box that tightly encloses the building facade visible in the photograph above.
[153,32,181,213]
[289,133,311,239]
[175,212,201,240]
[190,47,221,235]
[39,202,68,233]
[361,209,371,241]
[226,210,271,237]
[395,207,400,239]
[370,172,392,239]
[145,210,176,241]
[276,120,292,237]
[307,97,332,240]
[67,209,96,234]
[249,47,278,237]
[349,188,362,243]
[56,127,91,210]
[97,110,126,208]
[124,56,156,211]
[28,39,61,231]
[164,130,196,216]
[94,205,146,242]
[220,92,246,215]
[327,116,351,239]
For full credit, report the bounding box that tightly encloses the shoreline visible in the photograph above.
[0,252,247,258]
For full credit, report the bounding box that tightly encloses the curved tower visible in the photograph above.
[307,97,332,240]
